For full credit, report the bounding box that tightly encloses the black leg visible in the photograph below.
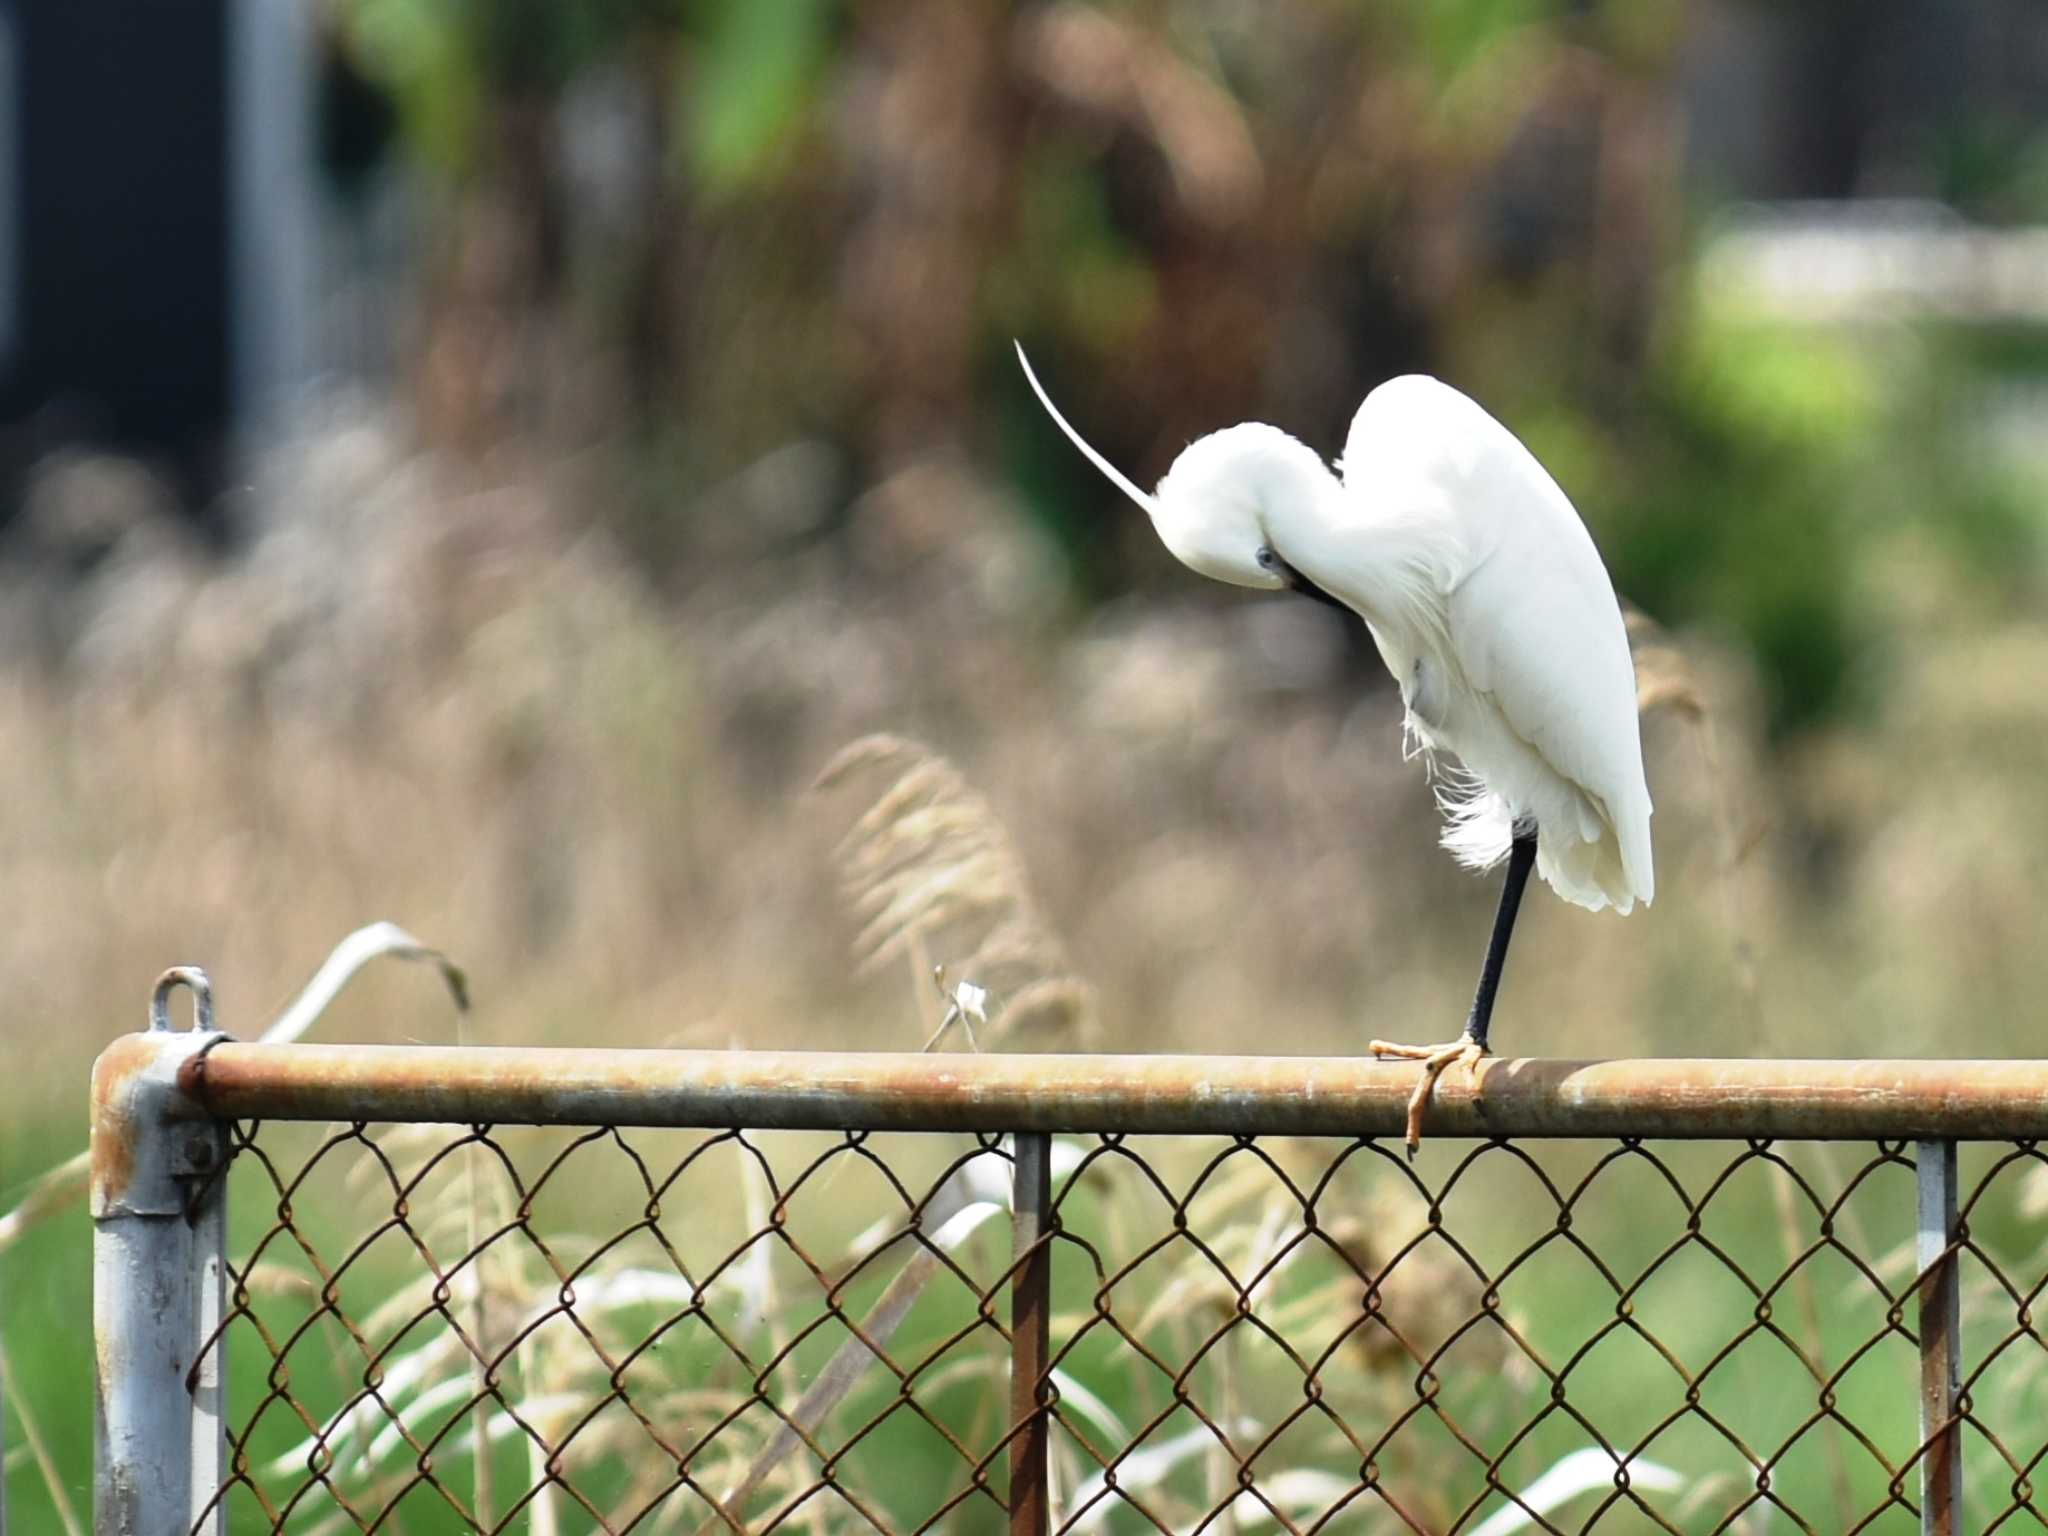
[1463,830,1538,1052]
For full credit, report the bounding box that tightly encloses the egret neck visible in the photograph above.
[1153,424,1431,636]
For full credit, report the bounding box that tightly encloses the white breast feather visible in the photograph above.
[1339,376,1654,913]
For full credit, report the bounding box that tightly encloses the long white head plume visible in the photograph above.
[1014,342,1159,518]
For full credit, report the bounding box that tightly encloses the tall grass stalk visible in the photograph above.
[0,1335,84,1536]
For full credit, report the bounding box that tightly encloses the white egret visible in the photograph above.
[1016,343,1653,1149]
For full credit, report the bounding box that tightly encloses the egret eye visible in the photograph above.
[1256,547,1280,570]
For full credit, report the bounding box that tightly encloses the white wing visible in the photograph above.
[1341,376,1653,911]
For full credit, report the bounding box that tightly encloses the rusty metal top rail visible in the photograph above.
[174,1042,2048,1140]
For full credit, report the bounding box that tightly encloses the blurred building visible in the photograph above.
[0,0,316,510]
[1685,0,2047,201]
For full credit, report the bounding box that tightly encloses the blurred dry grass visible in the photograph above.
[3,397,2045,1150]
[9,403,2048,1535]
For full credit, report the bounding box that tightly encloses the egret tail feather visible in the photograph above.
[1436,781,1515,873]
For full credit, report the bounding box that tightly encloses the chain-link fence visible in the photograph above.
[93,1024,2048,1535]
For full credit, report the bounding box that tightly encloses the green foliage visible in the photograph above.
[1553,282,2046,737]
[1398,0,1561,88]
[1014,148,1159,349]
[345,0,676,171]
[1932,111,2048,223]
[327,0,2048,743]
[345,0,486,170]
[682,0,838,196]
[1676,303,1883,456]
[1644,301,1883,732]
[2,1124,94,1536]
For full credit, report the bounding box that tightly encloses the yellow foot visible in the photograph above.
[1368,1035,1488,1156]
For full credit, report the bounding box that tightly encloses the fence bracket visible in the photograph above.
[91,971,230,1536]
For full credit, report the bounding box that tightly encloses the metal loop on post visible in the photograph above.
[150,967,215,1034]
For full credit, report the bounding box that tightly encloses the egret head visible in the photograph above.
[1017,343,1325,593]
[1151,426,1332,591]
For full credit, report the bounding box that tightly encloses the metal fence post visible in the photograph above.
[91,971,230,1536]
[1010,1132,1053,1536]
[1916,1138,1960,1536]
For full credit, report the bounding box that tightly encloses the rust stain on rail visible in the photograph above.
[175,1044,2048,1140]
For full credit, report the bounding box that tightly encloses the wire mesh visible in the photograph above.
[181,1117,2048,1536]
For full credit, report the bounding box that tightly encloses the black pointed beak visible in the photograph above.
[1273,557,1351,617]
